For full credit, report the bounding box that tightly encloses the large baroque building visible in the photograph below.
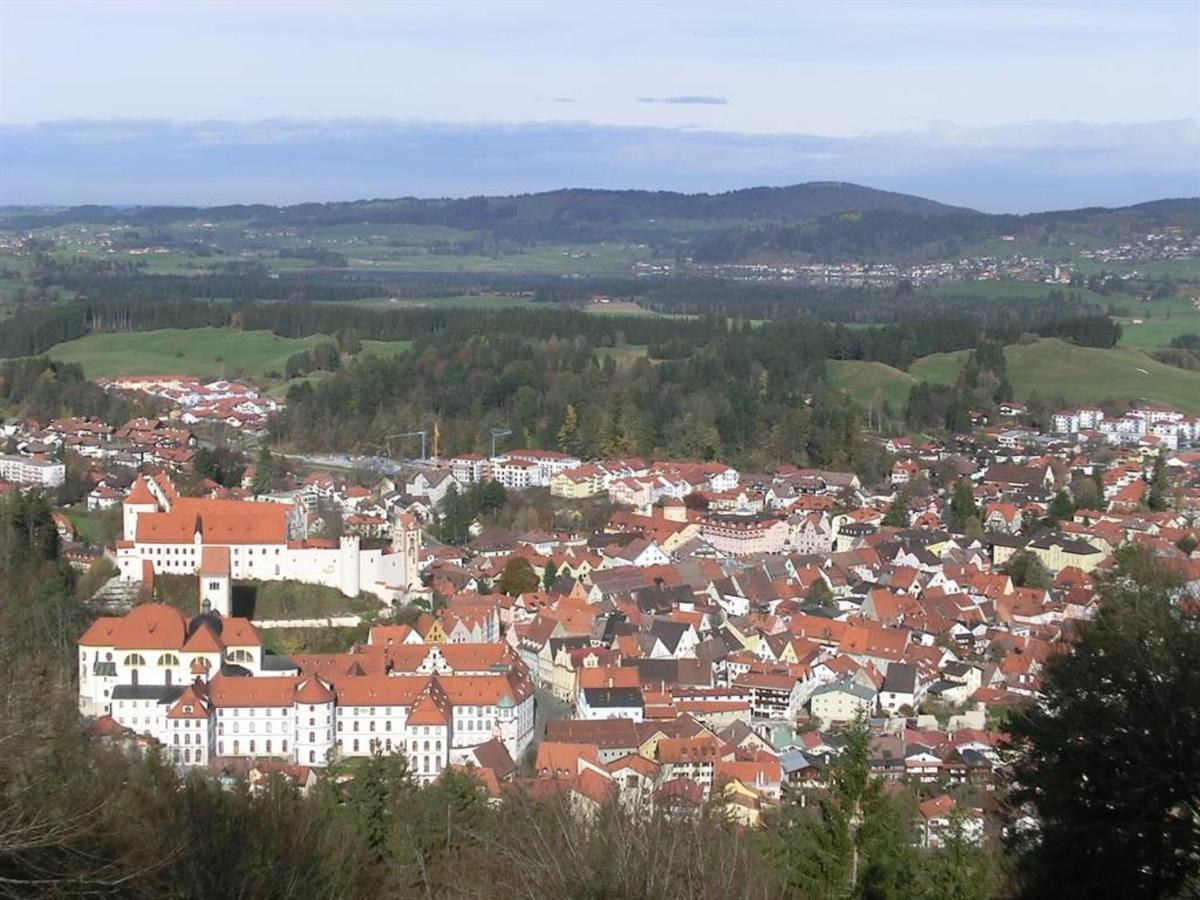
[79,602,536,777]
[114,473,421,606]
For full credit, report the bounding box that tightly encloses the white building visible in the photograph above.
[80,602,537,776]
[0,452,65,487]
[113,473,421,605]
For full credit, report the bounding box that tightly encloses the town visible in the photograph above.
[2,379,1195,852]
[3,1,1198,893]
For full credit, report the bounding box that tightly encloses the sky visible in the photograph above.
[0,0,1197,210]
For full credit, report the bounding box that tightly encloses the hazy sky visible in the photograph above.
[1,0,1197,209]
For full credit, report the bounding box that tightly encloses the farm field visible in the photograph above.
[825,360,917,409]
[909,338,1200,413]
[41,328,331,380]
[330,242,651,275]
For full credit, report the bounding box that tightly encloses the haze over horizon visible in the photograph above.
[1,0,1197,211]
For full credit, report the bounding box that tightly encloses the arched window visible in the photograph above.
[228,649,254,664]
[309,750,315,763]
[157,653,179,667]
[249,740,255,753]
[282,741,288,753]
[123,653,146,666]
[266,740,272,753]
[353,739,359,752]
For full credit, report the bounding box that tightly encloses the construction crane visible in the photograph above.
[385,431,427,462]
[489,428,512,459]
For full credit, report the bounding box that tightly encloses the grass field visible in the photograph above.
[1114,296,1200,349]
[826,360,917,409]
[909,338,1200,413]
[65,508,105,543]
[357,339,415,359]
[595,344,652,367]
[333,294,541,311]
[42,328,332,379]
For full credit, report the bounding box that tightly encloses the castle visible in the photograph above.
[114,472,422,609]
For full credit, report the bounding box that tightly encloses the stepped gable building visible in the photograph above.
[114,472,421,605]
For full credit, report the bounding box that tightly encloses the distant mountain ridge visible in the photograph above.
[0,181,975,230]
[2,185,1195,266]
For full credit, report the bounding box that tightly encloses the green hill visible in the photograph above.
[909,338,1200,413]
[826,360,917,409]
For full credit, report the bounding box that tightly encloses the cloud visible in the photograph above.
[637,95,729,105]
[552,97,578,104]
[0,118,1194,212]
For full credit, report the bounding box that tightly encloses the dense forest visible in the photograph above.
[0,291,1121,474]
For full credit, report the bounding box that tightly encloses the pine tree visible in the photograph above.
[1005,548,1200,898]
[948,480,979,533]
[251,446,276,496]
[556,403,580,454]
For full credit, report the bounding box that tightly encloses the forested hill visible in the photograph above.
[0,182,968,230]
[690,200,1200,264]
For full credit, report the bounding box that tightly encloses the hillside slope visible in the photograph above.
[909,338,1200,413]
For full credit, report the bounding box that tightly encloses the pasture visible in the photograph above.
[909,338,1200,413]
[44,328,331,380]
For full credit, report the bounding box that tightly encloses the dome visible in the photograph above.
[187,610,224,639]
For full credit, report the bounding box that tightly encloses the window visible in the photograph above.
[353,740,359,752]
[309,750,315,763]
[266,740,272,753]
[249,740,255,753]
[157,653,179,667]
[282,740,288,752]
[123,654,146,666]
